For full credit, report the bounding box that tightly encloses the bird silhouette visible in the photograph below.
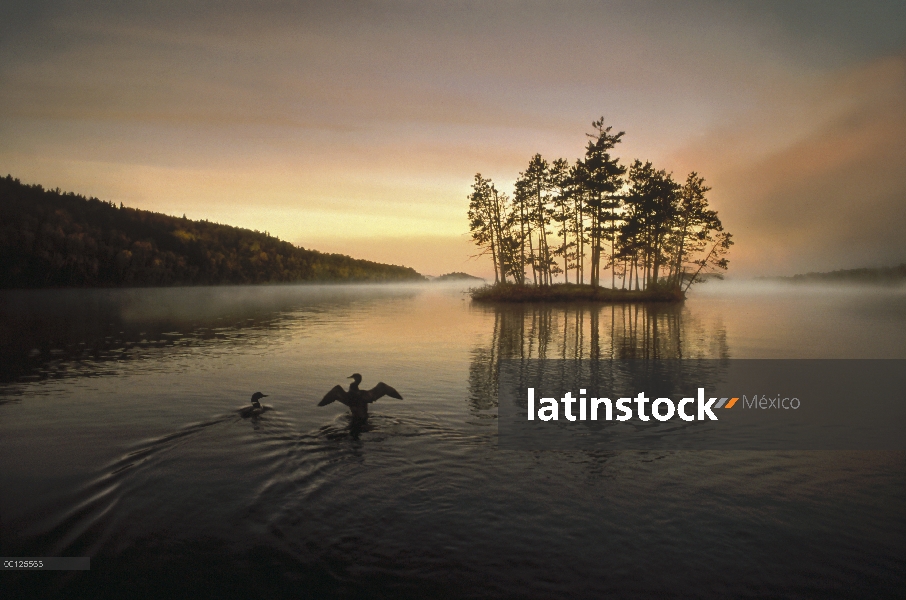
[319,374,402,419]
[239,391,269,418]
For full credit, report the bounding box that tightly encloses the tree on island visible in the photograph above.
[467,174,508,284]
[467,118,732,292]
[578,119,626,289]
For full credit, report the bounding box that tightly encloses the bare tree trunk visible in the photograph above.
[652,235,661,286]
[560,203,569,284]
[634,256,640,290]
[519,205,527,285]
[673,223,688,288]
[610,217,616,290]
[590,212,599,287]
[538,190,550,285]
[577,203,584,284]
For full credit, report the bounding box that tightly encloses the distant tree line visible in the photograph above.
[434,272,484,282]
[782,264,906,284]
[0,175,425,288]
[468,118,732,290]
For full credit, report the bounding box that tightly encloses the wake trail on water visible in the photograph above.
[16,409,292,557]
[14,406,467,561]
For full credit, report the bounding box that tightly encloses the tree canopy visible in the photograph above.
[0,176,425,288]
[468,118,732,291]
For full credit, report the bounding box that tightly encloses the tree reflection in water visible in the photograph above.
[469,303,728,412]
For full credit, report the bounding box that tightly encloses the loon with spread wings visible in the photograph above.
[318,373,403,419]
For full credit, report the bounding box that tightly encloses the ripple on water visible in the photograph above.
[3,284,906,599]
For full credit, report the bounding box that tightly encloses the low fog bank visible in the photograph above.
[689,276,906,297]
[0,281,445,324]
[0,282,469,387]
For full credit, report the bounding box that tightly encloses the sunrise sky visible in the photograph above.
[1,1,904,277]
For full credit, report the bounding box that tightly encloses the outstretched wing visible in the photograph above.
[363,382,403,403]
[319,385,348,406]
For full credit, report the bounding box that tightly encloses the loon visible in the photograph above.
[239,391,269,418]
[318,374,403,420]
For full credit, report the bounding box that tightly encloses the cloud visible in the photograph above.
[1,1,904,277]
[673,53,906,275]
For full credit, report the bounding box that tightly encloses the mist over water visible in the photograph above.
[1,281,904,598]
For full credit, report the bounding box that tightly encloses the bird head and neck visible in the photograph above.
[250,391,268,407]
[348,373,362,392]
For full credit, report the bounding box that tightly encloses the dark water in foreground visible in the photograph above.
[1,281,905,599]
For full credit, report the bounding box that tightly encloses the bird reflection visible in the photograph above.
[319,373,403,420]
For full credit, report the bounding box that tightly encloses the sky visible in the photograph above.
[1,0,904,277]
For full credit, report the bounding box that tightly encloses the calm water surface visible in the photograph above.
[2,281,905,598]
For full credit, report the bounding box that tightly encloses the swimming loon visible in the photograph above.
[239,391,268,418]
[318,374,403,420]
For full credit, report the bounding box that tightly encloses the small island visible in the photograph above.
[433,271,485,282]
[470,282,684,303]
[769,265,906,285]
[466,119,733,303]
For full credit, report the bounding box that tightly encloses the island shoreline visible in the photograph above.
[469,282,685,303]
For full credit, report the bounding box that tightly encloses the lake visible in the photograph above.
[2,281,905,598]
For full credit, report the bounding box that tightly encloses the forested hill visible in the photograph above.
[777,265,906,284]
[0,176,425,288]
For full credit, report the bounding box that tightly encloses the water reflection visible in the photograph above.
[3,284,905,599]
[0,285,420,389]
[469,303,728,412]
